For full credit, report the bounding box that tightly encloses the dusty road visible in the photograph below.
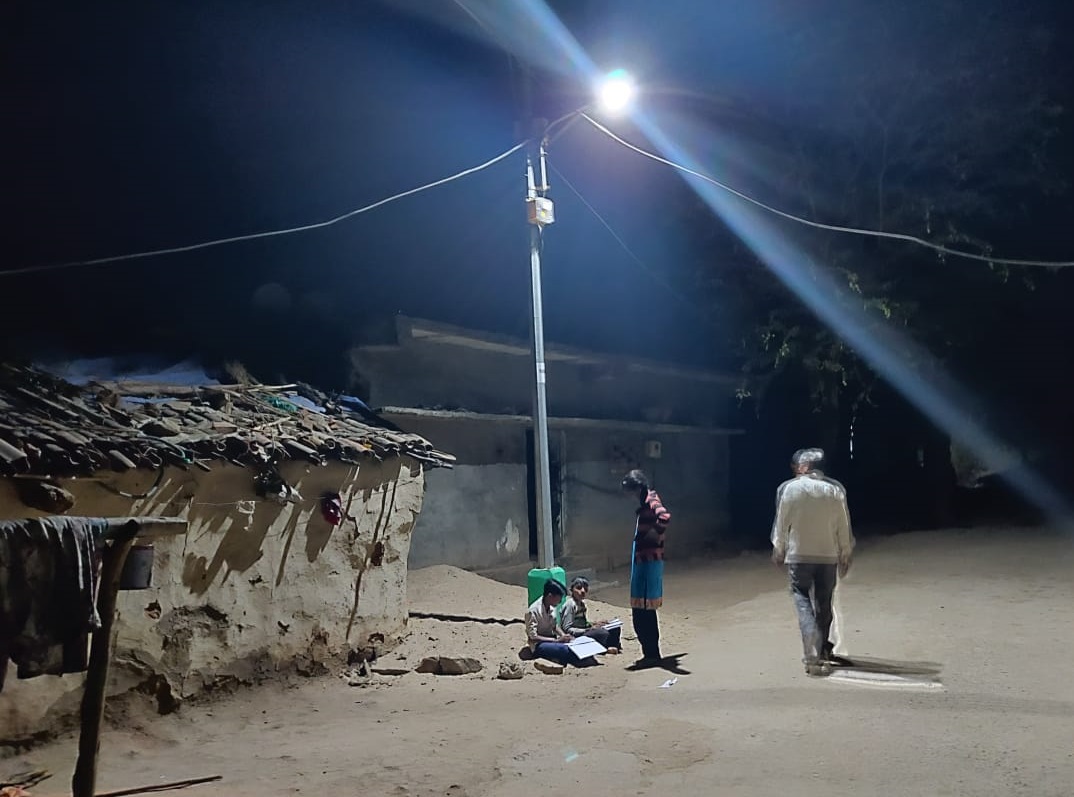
[13,526,1074,796]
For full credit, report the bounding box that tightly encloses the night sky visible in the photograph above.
[6,0,723,377]
[4,0,1074,510]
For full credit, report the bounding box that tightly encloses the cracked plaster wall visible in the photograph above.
[0,456,424,742]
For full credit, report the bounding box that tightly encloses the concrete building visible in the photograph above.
[351,317,742,576]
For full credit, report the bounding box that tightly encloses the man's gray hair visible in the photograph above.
[791,447,826,471]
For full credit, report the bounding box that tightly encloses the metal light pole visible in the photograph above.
[520,71,636,572]
[525,126,556,570]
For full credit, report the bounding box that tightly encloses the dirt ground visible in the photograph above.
[8,526,1074,796]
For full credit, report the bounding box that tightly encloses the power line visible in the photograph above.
[2,140,528,278]
[581,113,1074,269]
[548,162,702,313]
[449,0,501,47]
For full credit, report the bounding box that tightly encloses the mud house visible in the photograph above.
[0,364,451,742]
[351,316,742,575]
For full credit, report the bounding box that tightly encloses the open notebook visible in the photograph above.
[567,636,607,658]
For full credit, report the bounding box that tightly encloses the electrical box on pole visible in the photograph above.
[526,196,555,226]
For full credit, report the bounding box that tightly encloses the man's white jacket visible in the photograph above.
[771,471,855,564]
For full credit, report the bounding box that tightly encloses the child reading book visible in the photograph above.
[558,576,622,654]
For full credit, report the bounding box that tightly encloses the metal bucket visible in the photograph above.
[119,544,155,590]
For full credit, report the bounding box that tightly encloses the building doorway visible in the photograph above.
[525,428,562,559]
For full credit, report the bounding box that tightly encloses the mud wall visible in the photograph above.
[0,456,424,742]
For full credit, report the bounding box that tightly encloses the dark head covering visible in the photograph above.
[621,469,649,492]
[543,578,567,598]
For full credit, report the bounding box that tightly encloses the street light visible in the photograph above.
[596,69,636,114]
[525,70,635,573]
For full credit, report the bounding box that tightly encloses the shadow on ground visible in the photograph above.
[835,655,943,677]
[624,653,691,675]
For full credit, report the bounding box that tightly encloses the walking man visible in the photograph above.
[771,448,854,676]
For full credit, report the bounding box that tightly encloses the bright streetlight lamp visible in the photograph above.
[596,69,636,115]
[525,71,636,573]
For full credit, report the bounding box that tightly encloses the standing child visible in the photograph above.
[622,469,670,663]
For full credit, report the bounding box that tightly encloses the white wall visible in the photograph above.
[410,463,529,570]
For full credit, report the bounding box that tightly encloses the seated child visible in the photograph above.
[558,576,622,653]
[525,578,582,666]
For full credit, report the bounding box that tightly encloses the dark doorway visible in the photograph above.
[526,429,562,559]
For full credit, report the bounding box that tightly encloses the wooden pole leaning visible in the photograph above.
[71,516,187,797]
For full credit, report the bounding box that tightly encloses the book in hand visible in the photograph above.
[601,618,623,631]
[567,636,607,658]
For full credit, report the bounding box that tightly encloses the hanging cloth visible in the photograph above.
[0,516,108,692]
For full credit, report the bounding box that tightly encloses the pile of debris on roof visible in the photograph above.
[0,363,454,477]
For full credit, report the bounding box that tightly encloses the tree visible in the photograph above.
[674,0,1070,527]
[682,2,1064,396]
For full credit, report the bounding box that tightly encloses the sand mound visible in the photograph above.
[407,564,529,617]
[407,564,624,620]
[388,566,628,671]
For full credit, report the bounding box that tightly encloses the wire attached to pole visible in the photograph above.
[3,141,528,278]
[581,113,1074,269]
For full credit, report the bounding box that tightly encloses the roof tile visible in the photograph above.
[0,364,454,477]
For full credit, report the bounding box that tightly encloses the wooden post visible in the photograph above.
[72,527,137,797]
[70,517,187,797]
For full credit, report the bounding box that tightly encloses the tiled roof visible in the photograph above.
[0,364,454,477]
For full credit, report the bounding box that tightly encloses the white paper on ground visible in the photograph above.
[568,636,607,657]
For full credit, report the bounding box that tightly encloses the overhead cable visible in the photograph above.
[548,162,701,312]
[3,140,528,277]
[582,112,1074,269]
